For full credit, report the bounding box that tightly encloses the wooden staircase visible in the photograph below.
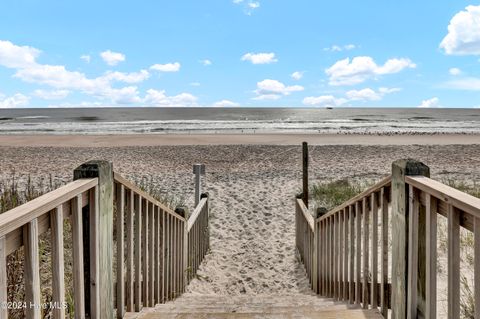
[130,294,383,318]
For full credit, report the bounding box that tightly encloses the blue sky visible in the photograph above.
[0,1,480,108]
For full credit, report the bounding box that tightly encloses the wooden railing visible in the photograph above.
[405,174,480,319]
[296,176,392,316]
[0,177,98,319]
[186,194,209,282]
[296,159,480,319]
[0,160,210,319]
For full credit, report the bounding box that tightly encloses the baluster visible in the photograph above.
[425,194,437,319]
[447,204,460,319]
[371,192,378,309]
[134,194,142,311]
[72,195,85,319]
[380,187,389,317]
[349,204,355,304]
[407,186,419,319]
[142,199,149,306]
[149,203,155,306]
[355,201,361,305]
[116,184,125,317]
[51,206,65,319]
[126,190,134,311]
[475,217,480,319]
[362,197,369,309]
[0,236,6,319]
[344,207,349,301]
[339,210,344,300]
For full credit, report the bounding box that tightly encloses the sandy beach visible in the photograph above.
[1,134,479,299]
[0,133,479,147]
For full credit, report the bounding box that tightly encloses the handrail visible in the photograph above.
[406,175,480,218]
[114,172,186,221]
[317,175,391,222]
[0,178,98,237]
[296,198,314,231]
[187,197,208,232]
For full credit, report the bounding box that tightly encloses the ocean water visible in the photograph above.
[0,107,479,135]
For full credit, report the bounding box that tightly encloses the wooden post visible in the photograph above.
[302,142,309,208]
[74,160,114,319]
[391,159,429,319]
[193,164,205,207]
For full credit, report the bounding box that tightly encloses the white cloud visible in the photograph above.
[13,64,142,104]
[80,55,91,63]
[302,95,347,107]
[325,56,416,86]
[143,89,198,107]
[418,97,440,108]
[190,82,201,87]
[440,5,480,55]
[241,52,277,64]
[444,77,480,90]
[200,59,212,66]
[212,100,239,107]
[449,67,462,76]
[0,93,30,108]
[254,79,304,100]
[33,89,70,100]
[248,2,260,9]
[0,40,40,69]
[100,50,125,66]
[304,87,400,107]
[346,88,382,101]
[324,44,356,52]
[345,87,400,101]
[101,70,150,83]
[291,71,304,80]
[233,0,260,15]
[150,62,181,72]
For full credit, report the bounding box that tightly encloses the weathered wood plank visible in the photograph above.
[134,194,142,311]
[425,194,437,319]
[380,187,389,317]
[0,178,97,238]
[154,206,160,304]
[149,203,155,306]
[405,175,480,218]
[71,195,85,319]
[448,204,460,319]
[142,199,149,306]
[24,219,41,319]
[126,190,135,312]
[355,201,362,305]
[362,197,369,309]
[371,192,378,309]
[51,206,65,319]
[391,160,429,319]
[475,217,480,319]
[407,186,419,319]
[344,207,349,301]
[349,205,355,304]
[318,176,392,223]
[339,210,344,300]
[0,236,6,319]
[114,173,184,221]
[116,184,125,318]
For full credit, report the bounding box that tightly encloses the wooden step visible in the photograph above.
[137,309,383,319]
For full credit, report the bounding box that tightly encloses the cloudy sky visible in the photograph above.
[0,1,479,108]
